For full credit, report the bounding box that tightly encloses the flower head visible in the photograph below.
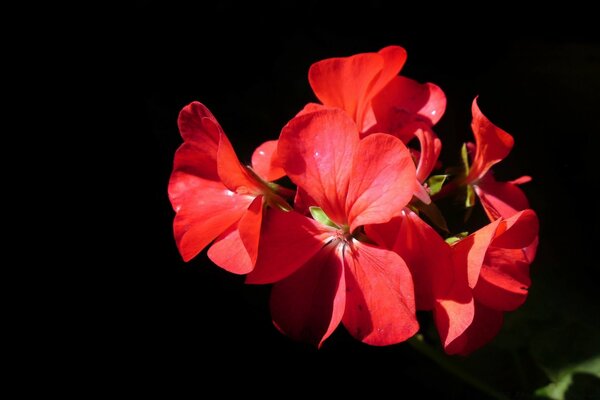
[447,209,539,354]
[246,109,419,346]
[463,98,532,220]
[168,102,289,273]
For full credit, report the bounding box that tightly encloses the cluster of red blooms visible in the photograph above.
[168,46,539,355]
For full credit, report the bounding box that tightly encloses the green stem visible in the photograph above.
[408,335,509,400]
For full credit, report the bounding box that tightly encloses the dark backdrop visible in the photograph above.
[135,4,599,398]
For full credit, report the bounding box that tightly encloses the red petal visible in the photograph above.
[492,209,539,250]
[369,77,446,142]
[278,109,358,226]
[509,175,532,185]
[251,140,286,182]
[366,211,474,347]
[175,102,221,180]
[245,209,331,284]
[270,243,346,347]
[169,101,261,264]
[346,133,416,231]
[467,98,514,182]
[451,219,502,288]
[434,295,475,351]
[342,242,418,346]
[414,128,442,183]
[309,51,384,131]
[169,172,253,261]
[293,186,318,216]
[207,223,252,274]
[372,46,408,99]
[238,196,265,266]
[367,211,453,309]
[445,302,504,356]
[474,247,531,311]
[475,176,530,221]
[217,131,261,193]
[295,102,329,117]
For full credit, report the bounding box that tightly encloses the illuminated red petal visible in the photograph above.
[309,51,384,131]
[278,109,358,226]
[367,211,452,309]
[369,77,446,142]
[270,243,346,347]
[209,196,265,273]
[246,209,331,284]
[251,140,286,182]
[451,219,502,288]
[342,242,418,346]
[169,171,253,261]
[475,176,530,221]
[207,223,252,274]
[366,211,474,348]
[434,295,475,351]
[217,131,261,193]
[175,102,221,180]
[445,302,504,356]
[346,133,416,231]
[467,98,514,182]
[371,46,408,98]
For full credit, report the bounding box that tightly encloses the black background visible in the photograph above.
[135,3,599,397]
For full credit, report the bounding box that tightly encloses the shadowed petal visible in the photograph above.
[369,77,446,142]
[414,128,442,183]
[342,242,418,346]
[246,209,331,284]
[270,243,346,347]
[492,209,539,249]
[346,134,416,231]
[475,176,530,220]
[474,248,531,311]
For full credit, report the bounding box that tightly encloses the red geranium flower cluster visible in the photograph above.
[168,46,539,354]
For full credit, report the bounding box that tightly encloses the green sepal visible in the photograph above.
[445,232,469,245]
[309,206,339,228]
[427,175,448,196]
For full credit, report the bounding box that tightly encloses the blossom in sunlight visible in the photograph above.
[168,102,290,273]
[246,108,419,347]
[448,209,539,355]
[460,98,532,221]
[305,46,447,201]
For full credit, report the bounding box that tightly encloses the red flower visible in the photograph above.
[366,210,475,353]
[308,46,445,138]
[464,98,532,220]
[306,46,446,199]
[246,109,419,347]
[447,209,539,355]
[168,102,288,273]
